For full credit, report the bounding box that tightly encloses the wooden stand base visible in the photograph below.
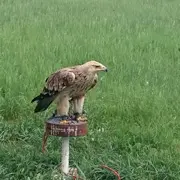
[42,117,88,152]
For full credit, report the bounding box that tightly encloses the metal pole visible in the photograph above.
[61,137,69,175]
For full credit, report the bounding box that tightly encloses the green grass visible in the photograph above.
[1,0,180,179]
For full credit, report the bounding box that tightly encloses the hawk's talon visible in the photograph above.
[73,112,87,122]
[51,110,87,123]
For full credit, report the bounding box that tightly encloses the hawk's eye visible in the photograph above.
[94,65,101,68]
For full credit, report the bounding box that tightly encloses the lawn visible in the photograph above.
[0,0,180,179]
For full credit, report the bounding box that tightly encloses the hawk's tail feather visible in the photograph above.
[31,93,57,113]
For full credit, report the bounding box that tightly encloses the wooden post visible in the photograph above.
[42,115,88,179]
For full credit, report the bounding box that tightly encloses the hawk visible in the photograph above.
[31,60,108,121]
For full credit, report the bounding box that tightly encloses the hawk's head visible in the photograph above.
[83,60,108,73]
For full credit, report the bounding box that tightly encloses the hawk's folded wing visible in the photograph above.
[31,70,76,112]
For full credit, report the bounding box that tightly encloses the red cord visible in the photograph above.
[71,165,121,180]
[100,165,121,180]
[72,175,84,180]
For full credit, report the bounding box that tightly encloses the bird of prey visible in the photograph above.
[31,60,108,121]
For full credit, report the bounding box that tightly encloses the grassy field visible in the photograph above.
[1,0,180,179]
